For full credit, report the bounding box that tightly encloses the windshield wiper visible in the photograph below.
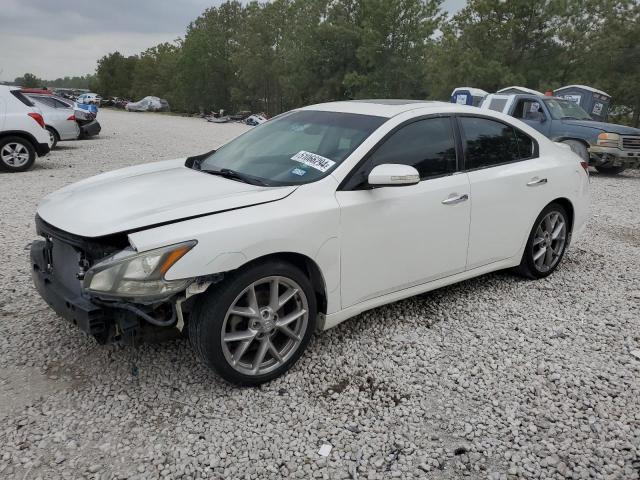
[561,116,582,120]
[201,168,267,186]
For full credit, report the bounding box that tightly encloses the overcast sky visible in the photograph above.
[0,0,467,82]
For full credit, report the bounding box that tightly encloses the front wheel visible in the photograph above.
[595,165,626,175]
[516,203,569,279]
[189,261,317,386]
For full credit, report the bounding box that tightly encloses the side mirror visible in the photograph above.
[367,164,420,187]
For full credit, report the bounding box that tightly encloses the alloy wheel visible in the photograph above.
[1,142,30,168]
[532,211,567,272]
[221,276,309,376]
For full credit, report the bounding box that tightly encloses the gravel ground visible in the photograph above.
[0,109,639,480]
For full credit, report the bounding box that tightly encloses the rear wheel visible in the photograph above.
[0,136,36,172]
[189,260,317,386]
[595,165,626,175]
[562,139,589,164]
[46,127,59,149]
[516,203,569,279]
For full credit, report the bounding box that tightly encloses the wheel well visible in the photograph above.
[46,125,59,139]
[550,198,574,234]
[239,252,328,314]
[555,137,589,149]
[0,131,37,148]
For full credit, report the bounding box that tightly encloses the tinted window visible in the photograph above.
[30,96,56,108]
[515,129,534,158]
[10,91,34,107]
[367,117,457,180]
[460,117,520,169]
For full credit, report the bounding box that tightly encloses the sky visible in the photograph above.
[0,0,467,82]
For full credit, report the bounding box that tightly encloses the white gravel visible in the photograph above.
[0,109,639,480]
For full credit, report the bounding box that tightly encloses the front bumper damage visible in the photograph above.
[30,217,194,344]
[589,145,640,168]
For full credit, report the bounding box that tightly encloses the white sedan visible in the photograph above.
[31,100,589,385]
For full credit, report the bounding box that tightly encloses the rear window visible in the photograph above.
[11,91,35,107]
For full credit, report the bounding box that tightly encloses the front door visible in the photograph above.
[336,116,471,308]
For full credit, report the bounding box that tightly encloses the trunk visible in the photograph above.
[633,99,640,128]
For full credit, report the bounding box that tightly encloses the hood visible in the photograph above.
[561,119,640,135]
[37,158,296,238]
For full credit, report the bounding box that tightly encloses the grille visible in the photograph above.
[621,136,640,150]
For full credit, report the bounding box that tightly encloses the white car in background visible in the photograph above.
[76,93,101,106]
[25,92,80,149]
[31,100,589,385]
[0,86,50,172]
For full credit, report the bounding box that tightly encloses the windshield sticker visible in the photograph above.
[291,151,336,173]
[291,168,307,176]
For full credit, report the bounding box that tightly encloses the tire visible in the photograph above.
[516,203,569,279]
[46,127,59,149]
[189,260,317,386]
[595,165,626,175]
[562,139,589,164]
[0,136,36,172]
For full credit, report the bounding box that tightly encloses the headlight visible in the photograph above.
[84,241,196,300]
[596,132,620,148]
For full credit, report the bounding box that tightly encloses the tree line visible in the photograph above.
[14,0,640,125]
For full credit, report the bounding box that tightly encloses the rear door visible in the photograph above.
[458,115,552,269]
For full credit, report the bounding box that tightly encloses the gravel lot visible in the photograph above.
[0,109,639,480]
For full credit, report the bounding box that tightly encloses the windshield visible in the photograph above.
[543,98,592,120]
[198,110,386,186]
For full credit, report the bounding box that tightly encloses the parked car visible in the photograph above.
[74,108,101,138]
[24,92,80,149]
[76,93,101,106]
[31,100,589,385]
[480,91,640,174]
[0,86,50,172]
[125,96,170,112]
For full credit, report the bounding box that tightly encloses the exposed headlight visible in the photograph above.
[596,132,620,148]
[84,241,196,300]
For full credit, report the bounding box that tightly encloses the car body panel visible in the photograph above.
[37,158,297,237]
[27,96,80,141]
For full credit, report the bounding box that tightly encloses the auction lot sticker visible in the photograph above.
[291,151,336,172]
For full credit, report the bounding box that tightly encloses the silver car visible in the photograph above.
[25,94,80,149]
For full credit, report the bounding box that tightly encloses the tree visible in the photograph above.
[13,73,43,88]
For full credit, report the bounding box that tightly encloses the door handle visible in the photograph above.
[441,193,469,205]
[526,177,548,187]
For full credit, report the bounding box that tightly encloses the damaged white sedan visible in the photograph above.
[31,100,589,385]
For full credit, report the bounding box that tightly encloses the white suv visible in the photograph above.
[0,86,51,172]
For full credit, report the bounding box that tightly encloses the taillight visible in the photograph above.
[28,112,45,129]
[67,114,76,121]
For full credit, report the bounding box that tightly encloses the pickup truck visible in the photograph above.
[480,93,640,174]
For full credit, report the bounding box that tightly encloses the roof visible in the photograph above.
[497,86,544,96]
[451,87,489,96]
[299,100,450,118]
[554,85,610,97]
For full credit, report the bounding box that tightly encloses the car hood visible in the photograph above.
[561,119,640,135]
[37,158,296,238]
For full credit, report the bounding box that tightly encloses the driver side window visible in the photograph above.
[358,117,457,188]
[513,99,545,121]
